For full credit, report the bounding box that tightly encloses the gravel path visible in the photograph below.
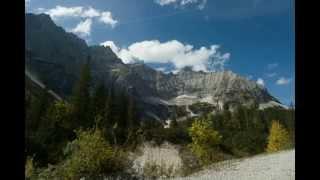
[174,149,295,180]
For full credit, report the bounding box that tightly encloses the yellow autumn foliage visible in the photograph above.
[188,118,222,165]
[266,120,291,153]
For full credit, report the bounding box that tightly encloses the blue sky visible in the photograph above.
[26,0,295,105]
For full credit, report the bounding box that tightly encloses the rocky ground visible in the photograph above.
[173,149,295,180]
[130,142,184,178]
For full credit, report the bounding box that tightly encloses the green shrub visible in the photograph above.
[143,161,176,179]
[57,127,127,179]
[188,118,222,165]
[25,156,36,180]
[33,101,74,165]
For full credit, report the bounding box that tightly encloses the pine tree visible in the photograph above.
[170,116,178,129]
[266,120,291,153]
[103,88,112,127]
[71,59,92,129]
[123,95,137,146]
[27,88,50,133]
[127,95,135,130]
[26,88,50,163]
[105,83,124,144]
[92,82,108,119]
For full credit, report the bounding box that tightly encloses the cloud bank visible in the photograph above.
[37,6,118,37]
[71,19,92,37]
[155,0,207,10]
[276,77,291,85]
[101,40,230,72]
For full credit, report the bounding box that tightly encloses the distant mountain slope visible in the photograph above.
[25,13,285,121]
[25,70,62,101]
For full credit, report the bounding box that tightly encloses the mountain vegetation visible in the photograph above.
[26,62,295,179]
[25,13,295,179]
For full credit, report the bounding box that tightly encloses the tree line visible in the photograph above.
[26,60,139,166]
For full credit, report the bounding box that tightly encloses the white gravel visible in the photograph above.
[131,142,183,177]
[173,149,295,180]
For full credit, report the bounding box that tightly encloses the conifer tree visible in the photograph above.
[170,115,178,129]
[71,58,92,129]
[92,82,108,119]
[123,95,138,146]
[127,95,135,130]
[266,120,291,153]
[27,88,50,133]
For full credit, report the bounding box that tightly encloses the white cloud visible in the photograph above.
[101,40,230,72]
[180,0,198,6]
[155,67,167,72]
[266,72,277,78]
[43,6,84,19]
[100,41,120,54]
[155,0,178,6]
[276,77,291,85]
[267,63,278,70]
[256,78,265,86]
[155,0,207,10]
[82,7,101,18]
[71,19,92,37]
[99,12,118,28]
[197,0,207,10]
[25,0,31,11]
[37,5,118,34]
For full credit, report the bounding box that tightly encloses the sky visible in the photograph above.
[26,0,295,105]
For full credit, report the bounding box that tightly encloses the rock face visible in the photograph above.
[128,64,280,111]
[25,13,284,121]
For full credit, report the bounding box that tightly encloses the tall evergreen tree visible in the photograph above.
[127,95,135,130]
[27,88,50,133]
[26,88,50,162]
[170,114,178,129]
[71,58,92,129]
[92,82,108,119]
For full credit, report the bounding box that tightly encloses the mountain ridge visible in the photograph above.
[25,13,285,121]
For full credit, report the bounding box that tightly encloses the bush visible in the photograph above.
[179,146,201,176]
[32,101,74,165]
[266,120,292,153]
[25,156,36,180]
[188,118,222,165]
[56,127,127,179]
[143,161,176,179]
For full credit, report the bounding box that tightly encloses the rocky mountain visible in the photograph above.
[25,13,285,122]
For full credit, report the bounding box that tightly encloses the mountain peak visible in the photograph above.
[25,13,284,121]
